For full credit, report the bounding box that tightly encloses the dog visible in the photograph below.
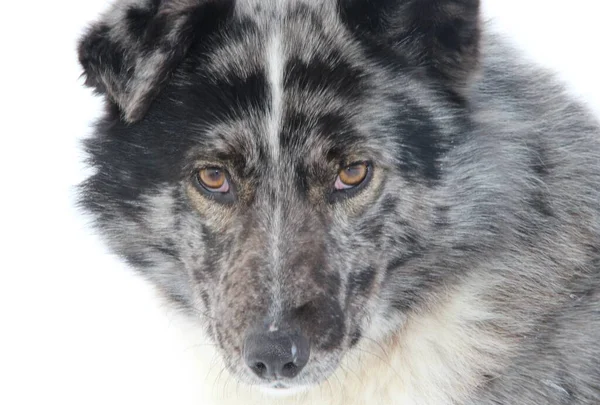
[77,0,600,403]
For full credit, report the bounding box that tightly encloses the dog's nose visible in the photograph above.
[243,330,310,380]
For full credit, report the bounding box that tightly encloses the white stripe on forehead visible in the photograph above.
[256,1,286,321]
[236,0,295,161]
[266,30,284,161]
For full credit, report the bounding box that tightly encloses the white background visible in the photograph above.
[1,1,599,404]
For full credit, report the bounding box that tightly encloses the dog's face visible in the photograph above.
[79,0,480,393]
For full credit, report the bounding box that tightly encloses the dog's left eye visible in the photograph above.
[196,168,230,193]
[335,162,370,190]
[330,161,373,203]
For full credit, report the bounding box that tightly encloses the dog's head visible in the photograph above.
[79,0,480,393]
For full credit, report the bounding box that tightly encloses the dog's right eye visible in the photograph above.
[193,168,235,203]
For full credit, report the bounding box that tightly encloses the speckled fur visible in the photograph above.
[78,0,600,403]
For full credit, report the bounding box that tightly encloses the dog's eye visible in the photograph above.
[335,162,370,190]
[197,168,230,193]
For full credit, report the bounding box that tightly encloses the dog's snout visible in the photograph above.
[243,330,310,380]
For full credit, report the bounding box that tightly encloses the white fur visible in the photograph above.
[266,27,283,161]
[265,23,287,320]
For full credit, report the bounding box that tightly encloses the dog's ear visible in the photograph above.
[340,0,481,92]
[78,0,233,123]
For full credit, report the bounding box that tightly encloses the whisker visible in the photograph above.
[337,361,363,390]
[360,335,392,359]
[235,376,242,400]
[205,352,223,393]
[188,307,217,321]
[353,347,402,381]
[222,365,234,398]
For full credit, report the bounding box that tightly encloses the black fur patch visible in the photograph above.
[390,96,445,182]
[208,72,271,117]
[318,113,364,157]
[530,191,554,218]
[279,110,313,151]
[125,2,160,43]
[283,54,365,100]
[349,328,362,347]
[293,296,346,351]
[337,0,396,35]
[350,266,377,295]
[527,144,554,218]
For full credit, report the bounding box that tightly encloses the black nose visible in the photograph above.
[243,330,310,380]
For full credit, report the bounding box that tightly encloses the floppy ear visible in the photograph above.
[340,0,481,92]
[78,0,232,123]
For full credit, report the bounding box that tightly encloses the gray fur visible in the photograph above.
[78,0,600,403]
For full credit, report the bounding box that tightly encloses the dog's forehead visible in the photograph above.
[179,0,374,167]
[214,0,359,80]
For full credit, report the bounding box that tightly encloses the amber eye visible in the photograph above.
[197,168,230,193]
[335,162,370,190]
